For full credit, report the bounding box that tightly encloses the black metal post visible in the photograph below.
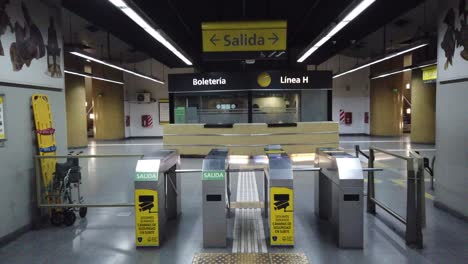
[367,149,376,214]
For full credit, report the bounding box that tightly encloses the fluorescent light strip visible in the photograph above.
[298,0,376,62]
[370,62,437,79]
[108,0,192,65]
[64,70,124,85]
[333,43,428,79]
[70,52,164,84]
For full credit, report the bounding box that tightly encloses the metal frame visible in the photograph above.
[35,154,144,208]
[367,146,424,248]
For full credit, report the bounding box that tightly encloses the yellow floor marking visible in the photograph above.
[391,179,434,200]
[364,178,383,184]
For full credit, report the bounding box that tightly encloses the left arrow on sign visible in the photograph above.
[210,34,220,46]
[268,33,279,45]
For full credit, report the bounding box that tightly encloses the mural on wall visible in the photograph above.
[0,0,12,56]
[0,0,63,88]
[10,2,46,71]
[46,16,61,78]
[441,0,468,69]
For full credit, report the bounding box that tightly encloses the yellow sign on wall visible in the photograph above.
[0,96,5,140]
[135,189,159,247]
[422,65,437,81]
[270,187,294,246]
[202,21,287,52]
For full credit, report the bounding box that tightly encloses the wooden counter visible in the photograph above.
[163,122,339,156]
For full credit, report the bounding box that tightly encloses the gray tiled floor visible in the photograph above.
[0,136,467,264]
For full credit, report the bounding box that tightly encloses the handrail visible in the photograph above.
[176,167,381,173]
[34,154,144,211]
[367,147,424,248]
[369,146,412,161]
[35,154,144,159]
[355,145,369,159]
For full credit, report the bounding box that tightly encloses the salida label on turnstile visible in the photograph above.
[270,187,294,246]
[135,172,158,181]
[135,189,159,247]
[202,170,226,180]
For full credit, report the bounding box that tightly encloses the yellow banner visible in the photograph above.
[422,65,437,81]
[270,187,294,246]
[202,21,287,52]
[135,189,159,247]
[0,95,3,140]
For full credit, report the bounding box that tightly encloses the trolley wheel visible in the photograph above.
[63,210,76,226]
[50,210,64,226]
[79,207,88,218]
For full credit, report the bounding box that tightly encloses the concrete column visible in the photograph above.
[64,54,88,148]
[92,64,125,140]
[370,57,405,136]
[410,69,435,143]
[433,0,468,218]
[65,74,88,148]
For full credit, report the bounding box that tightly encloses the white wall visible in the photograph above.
[0,0,66,241]
[311,55,370,134]
[123,58,193,137]
[434,0,468,217]
[128,102,163,137]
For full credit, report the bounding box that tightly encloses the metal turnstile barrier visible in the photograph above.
[202,148,230,248]
[367,147,425,248]
[315,148,364,248]
[264,145,294,246]
[134,150,181,247]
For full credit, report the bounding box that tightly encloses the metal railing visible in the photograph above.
[367,146,424,248]
[35,154,144,209]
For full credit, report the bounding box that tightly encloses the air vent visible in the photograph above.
[86,24,100,32]
[393,19,410,28]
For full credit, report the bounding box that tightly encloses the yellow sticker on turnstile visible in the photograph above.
[135,189,159,247]
[270,187,294,246]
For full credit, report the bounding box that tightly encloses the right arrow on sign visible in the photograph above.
[269,33,279,45]
[210,34,220,46]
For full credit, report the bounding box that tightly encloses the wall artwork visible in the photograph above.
[0,0,63,89]
[441,0,468,68]
[0,1,13,56]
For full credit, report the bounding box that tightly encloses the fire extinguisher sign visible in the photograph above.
[339,110,352,125]
[141,115,153,128]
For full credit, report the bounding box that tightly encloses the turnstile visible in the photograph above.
[315,148,364,248]
[134,150,181,247]
[264,145,295,246]
[202,148,230,248]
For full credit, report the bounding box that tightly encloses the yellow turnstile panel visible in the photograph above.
[135,189,160,247]
[270,187,294,246]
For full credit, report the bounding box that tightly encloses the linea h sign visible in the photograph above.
[202,21,287,52]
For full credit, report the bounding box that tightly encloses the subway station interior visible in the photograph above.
[0,0,467,263]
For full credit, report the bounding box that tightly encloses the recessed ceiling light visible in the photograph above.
[64,70,124,85]
[108,0,192,65]
[335,43,429,79]
[298,0,376,63]
[369,61,436,80]
[70,51,164,84]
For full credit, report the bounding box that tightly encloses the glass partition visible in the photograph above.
[173,89,329,124]
[173,92,248,124]
[251,91,299,123]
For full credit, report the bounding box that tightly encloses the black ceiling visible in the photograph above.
[63,0,424,71]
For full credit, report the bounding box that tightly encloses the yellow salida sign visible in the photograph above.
[202,21,287,52]
[135,189,159,247]
[270,187,294,246]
